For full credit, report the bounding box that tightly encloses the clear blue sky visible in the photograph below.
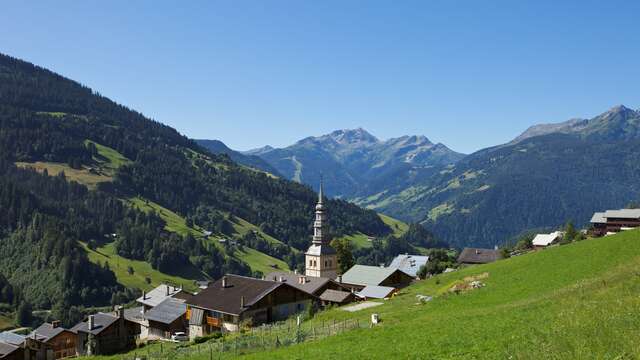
[1,1,638,154]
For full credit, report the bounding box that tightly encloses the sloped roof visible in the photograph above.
[0,341,19,358]
[305,244,337,256]
[604,209,640,219]
[71,313,119,336]
[30,323,70,342]
[340,265,402,287]
[0,332,24,346]
[389,254,429,277]
[457,248,502,264]
[356,285,395,299]
[590,212,607,224]
[266,272,332,295]
[532,231,563,247]
[145,298,186,325]
[136,284,182,308]
[319,289,353,304]
[187,274,304,316]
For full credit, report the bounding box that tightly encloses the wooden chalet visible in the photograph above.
[266,271,354,306]
[457,248,503,265]
[590,209,640,236]
[30,321,76,359]
[339,265,413,292]
[185,274,316,337]
[144,297,187,339]
[71,307,140,356]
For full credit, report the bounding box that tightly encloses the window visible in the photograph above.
[324,260,328,267]
[309,260,313,267]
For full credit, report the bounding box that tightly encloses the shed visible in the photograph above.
[356,285,396,300]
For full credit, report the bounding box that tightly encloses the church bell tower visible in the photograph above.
[305,178,338,279]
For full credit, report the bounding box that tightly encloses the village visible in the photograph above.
[1,181,638,360]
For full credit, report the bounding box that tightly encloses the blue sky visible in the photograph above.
[1,1,639,154]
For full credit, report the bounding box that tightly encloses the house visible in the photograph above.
[185,274,316,337]
[590,209,640,236]
[457,248,503,265]
[144,297,187,339]
[72,307,140,356]
[136,284,183,311]
[356,285,396,300]
[318,289,356,305]
[0,341,23,360]
[532,231,563,249]
[389,254,429,278]
[30,321,76,359]
[267,271,354,306]
[339,265,414,292]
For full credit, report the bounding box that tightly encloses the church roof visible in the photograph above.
[305,244,336,256]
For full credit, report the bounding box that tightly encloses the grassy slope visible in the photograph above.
[14,161,111,189]
[241,230,640,359]
[80,242,200,293]
[0,314,14,331]
[337,214,410,249]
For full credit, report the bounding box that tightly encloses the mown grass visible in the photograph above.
[128,197,204,238]
[238,229,640,359]
[338,214,409,249]
[233,247,289,275]
[85,139,132,173]
[15,161,112,189]
[80,242,200,293]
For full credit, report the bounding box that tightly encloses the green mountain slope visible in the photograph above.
[195,139,281,176]
[244,230,640,359]
[0,52,393,313]
[364,105,640,248]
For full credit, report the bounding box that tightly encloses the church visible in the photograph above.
[305,180,339,279]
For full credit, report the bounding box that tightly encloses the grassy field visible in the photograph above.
[242,230,640,359]
[128,197,205,238]
[0,314,14,331]
[234,247,289,275]
[85,139,132,174]
[15,161,111,189]
[81,242,201,293]
[82,230,640,360]
[338,214,409,249]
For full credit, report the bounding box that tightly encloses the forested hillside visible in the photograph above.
[361,106,640,248]
[0,53,392,315]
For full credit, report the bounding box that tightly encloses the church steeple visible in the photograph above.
[305,177,338,279]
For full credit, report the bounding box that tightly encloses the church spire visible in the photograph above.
[312,177,327,245]
[318,175,324,205]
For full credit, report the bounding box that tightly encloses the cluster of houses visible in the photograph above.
[589,208,640,237]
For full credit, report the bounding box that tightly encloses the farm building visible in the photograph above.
[136,284,183,311]
[339,265,413,292]
[532,231,563,249]
[186,274,316,337]
[144,297,188,339]
[389,254,429,277]
[356,285,396,300]
[30,321,76,359]
[72,308,140,356]
[266,272,353,306]
[590,209,640,236]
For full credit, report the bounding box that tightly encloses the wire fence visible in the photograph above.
[120,318,365,359]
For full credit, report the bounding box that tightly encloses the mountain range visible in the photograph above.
[238,128,464,198]
[208,105,640,249]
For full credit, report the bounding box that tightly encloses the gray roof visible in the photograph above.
[319,289,353,304]
[590,212,607,224]
[266,272,333,295]
[356,285,395,299]
[0,332,24,346]
[145,298,186,325]
[389,254,429,277]
[457,248,502,264]
[30,323,69,342]
[71,313,119,335]
[604,209,640,219]
[340,265,402,287]
[0,341,19,358]
[137,284,183,308]
[305,244,337,256]
[124,306,145,322]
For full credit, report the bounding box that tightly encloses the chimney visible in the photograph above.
[51,320,60,329]
[88,315,95,331]
[240,296,245,308]
[294,269,298,275]
[142,290,146,300]
[337,275,342,283]
[279,276,286,282]
[222,276,228,288]
[476,249,480,255]
[165,285,170,296]
[118,306,124,319]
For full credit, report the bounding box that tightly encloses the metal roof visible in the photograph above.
[0,341,19,358]
[319,289,353,304]
[30,323,70,342]
[389,254,429,277]
[532,231,563,247]
[136,284,182,308]
[604,209,640,219]
[356,285,395,299]
[0,332,24,346]
[145,298,186,325]
[340,265,402,287]
[590,212,607,224]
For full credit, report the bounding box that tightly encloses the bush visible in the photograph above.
[193,332,222,344]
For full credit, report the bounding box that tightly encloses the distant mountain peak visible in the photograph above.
[328,128,379,145]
